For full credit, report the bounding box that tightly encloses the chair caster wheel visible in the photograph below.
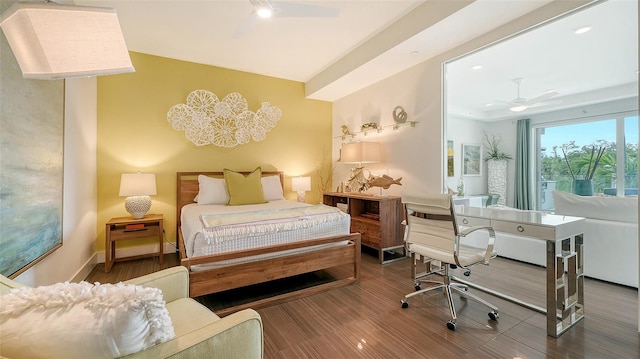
[401,300,409,309]
[488,311,499,321]
[446,321,456,331]
[414,284,421,291]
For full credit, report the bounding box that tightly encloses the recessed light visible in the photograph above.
[410,50,420,56]
[485,103,493,107]
[575,26,591,34]
[472,65,483,70]
[256,5,273,18]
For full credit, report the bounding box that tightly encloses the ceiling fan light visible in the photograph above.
[510,105,528,112]
[575,26,591,34]
[256,5,273,18]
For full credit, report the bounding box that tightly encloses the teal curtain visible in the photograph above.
[515,118,532,210]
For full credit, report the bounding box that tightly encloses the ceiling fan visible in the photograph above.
[499,78,560,112]
[234,0,340,38]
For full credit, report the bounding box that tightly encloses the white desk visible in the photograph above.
[456,206,586,338]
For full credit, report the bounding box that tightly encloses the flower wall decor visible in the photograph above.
[167,89,282,147]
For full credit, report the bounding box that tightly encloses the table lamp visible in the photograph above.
[119,173,157,219]
[340,142,382,192]
[292,176,311,203]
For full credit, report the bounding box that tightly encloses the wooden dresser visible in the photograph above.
[323,192,404,263]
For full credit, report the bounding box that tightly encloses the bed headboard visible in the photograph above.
[175,171,285,229]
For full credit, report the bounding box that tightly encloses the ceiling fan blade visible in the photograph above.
[524,90,559,105]
[273,1,340,17]
[232,14,258,39]
[527,99,562,108]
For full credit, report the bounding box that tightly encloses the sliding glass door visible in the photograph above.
[534,112,638,211]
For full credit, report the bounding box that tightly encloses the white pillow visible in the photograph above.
[197,175,229,205]
[0,281,175,359]
[262,175,285,201]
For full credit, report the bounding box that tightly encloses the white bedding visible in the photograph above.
[181,200,351,263]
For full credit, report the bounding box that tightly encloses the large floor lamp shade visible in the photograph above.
[119,173,157,219]
[0,2,134,79]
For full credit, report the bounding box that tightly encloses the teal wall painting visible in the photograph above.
[0,0,64,278]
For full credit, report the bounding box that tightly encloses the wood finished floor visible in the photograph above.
[85,251,639,358]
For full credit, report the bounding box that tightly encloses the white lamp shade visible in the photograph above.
[0,3,134,79]
[292,176,311,192]
[340,142,382,164]
[119,173,157,197]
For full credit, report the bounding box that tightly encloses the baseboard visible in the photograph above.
[96,243,178,263]
[71,253,98,282]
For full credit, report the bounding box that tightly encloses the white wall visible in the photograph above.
[14,78,98,286]
[445,115,487,196]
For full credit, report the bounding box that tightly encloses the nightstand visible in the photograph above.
[105,214,164,273]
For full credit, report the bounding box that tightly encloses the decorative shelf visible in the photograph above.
[335,121,418,141]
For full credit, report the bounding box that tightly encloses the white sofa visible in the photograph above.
[462,191,638,287]
[552,190,638,287]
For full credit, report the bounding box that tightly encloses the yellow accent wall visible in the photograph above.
[97,52,332,251]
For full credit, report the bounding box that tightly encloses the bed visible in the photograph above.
[176,170,361,315]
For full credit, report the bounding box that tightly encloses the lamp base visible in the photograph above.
[125,195,151,219]
[296,191,306,203]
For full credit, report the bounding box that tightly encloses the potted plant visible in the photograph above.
[562,144,605,196]
[484,133,512,205]
[484,133,513,161]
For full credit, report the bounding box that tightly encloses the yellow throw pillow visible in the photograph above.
[224,167,267,206]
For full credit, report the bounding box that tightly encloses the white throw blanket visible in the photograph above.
[201,204,346,244]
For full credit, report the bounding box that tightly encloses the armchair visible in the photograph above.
[0,266,264,359]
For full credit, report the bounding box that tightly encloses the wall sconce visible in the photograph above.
[0,2,134,79]
[119,173,157,219]
[291,176,311,203]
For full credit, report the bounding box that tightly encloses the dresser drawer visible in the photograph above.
[351,219,381,247]
[491,220,555,240]
[457,215,490,227]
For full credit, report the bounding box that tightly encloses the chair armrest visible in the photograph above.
[0,275,27,295]
[124,309,264,359]
[124,266,189,303]
[457,225,496,265]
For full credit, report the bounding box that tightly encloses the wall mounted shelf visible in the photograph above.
[336,121,418,141]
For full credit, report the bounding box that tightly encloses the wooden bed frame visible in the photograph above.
[176,171,361,315]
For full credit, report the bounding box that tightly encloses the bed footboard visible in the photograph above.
[179,230,361,316]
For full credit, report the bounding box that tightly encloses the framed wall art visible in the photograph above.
[447,140,454,177]
[462,143,482,176]
[0,16,64,278]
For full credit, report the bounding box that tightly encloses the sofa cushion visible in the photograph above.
[552,190,638,223]
[0,281,175,359]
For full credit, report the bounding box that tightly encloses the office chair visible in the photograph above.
[400,192,499,330]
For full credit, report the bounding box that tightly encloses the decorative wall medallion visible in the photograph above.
[167,90,282,147]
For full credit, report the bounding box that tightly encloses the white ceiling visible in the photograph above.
[446,0,639,121]
[71,0,569,102]
[67,0,550,101]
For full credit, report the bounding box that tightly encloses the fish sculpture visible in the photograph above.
[367,175,402,189]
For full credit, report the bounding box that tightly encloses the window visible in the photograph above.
[535,113,638,211]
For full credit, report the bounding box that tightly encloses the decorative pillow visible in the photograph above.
[0,281,175,359]
[224,167,267,206]
[197,175,229,205]
[262,175,285,201]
